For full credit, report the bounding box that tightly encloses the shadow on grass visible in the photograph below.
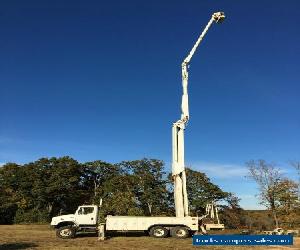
[75,231,147,240]
[76,232,98,238]
[109,231,147,237]
[0,242,38,250]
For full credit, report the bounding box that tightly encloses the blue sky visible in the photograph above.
[1,1,299,209]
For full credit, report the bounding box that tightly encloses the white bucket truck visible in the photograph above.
[50,11,225,239]
[51,204,202,239]
[50,203,223,239]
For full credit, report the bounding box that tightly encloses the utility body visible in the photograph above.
[50,11,225,239]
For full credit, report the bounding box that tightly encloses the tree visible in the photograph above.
[184,168,228,216]
[220,193,246,229]
[23,157,87,219]
[100,174,144,217]
[290,161,300,201]
[247,160,296,227]
[0,163,21,224]
[276,178,299,227]
[82,160,120,203]
[118,159,170,216]
[276,179,298,212]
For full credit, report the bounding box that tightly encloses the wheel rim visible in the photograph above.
[154,229,165,236]
[60,228,72,237]
[176,229,186,237]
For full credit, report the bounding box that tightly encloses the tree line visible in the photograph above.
[1,156,298,229]
[0,157,231,225]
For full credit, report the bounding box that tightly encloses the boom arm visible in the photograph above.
[172,12,225,217]
[181,11,225,122]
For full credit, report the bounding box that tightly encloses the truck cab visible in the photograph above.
[74,205,98,226]
[51,205,98,239]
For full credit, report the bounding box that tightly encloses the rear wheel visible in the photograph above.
[149,226,169,238]
[171,227,189,239]
[56,226,76,239]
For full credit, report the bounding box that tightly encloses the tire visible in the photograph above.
[170,227,189,239]
[149,226,169,238]
[56,226,76,239]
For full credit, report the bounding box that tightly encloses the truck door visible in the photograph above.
[75,206,97,225]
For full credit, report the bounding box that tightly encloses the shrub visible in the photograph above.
[14,209,49,224]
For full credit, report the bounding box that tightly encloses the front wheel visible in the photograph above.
[56,226,76,239]
[149,226,169,238]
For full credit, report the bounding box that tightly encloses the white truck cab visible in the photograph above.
[74,205,98,225]
[51,205,98,238]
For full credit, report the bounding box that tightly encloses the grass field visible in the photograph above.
[0,225,299,250]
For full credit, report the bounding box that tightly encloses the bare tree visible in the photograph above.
[246,160,282,228]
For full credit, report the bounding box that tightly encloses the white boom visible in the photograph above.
[172,12,225,217]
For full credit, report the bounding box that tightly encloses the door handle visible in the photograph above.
[91,218,94,220]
